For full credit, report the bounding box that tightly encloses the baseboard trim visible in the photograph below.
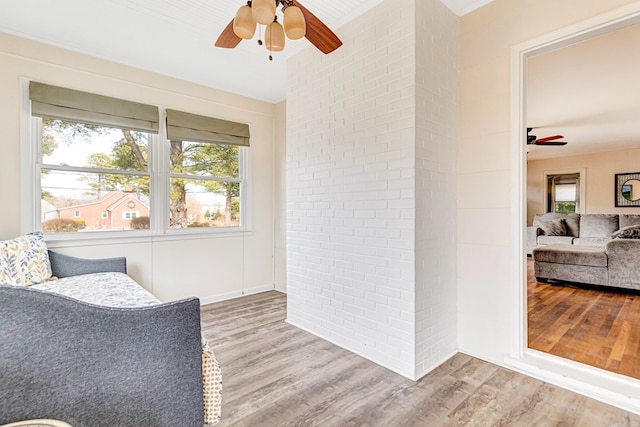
[459,348,640,416]
[285,318,455,381]
[199,284,275,306]
[414,349,460,381]
[285,318,411,379]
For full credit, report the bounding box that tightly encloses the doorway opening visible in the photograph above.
[510,2,640,411]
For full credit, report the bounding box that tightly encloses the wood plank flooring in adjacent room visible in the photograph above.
[528,258,640,379]
[201,291,640,426]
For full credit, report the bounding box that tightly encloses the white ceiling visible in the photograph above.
[527,22,640,161]
[0,0,491,103]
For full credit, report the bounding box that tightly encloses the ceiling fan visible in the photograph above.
[215,0,343,58]
[527,128,568,146]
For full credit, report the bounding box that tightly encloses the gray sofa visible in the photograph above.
[0,252,206,427]
[527,213,640,255]
[529,213,640,290]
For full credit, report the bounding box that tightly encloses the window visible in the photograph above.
[165,109,248,229]
[547,173,580,214]
[25,82,250,237]
[122,211,139,220]
[39,119,152,232]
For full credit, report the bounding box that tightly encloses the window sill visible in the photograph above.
[44,227,252,249]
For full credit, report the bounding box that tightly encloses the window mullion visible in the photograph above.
[152,108,170,235]
[41,164,151,177]
[168,173,242,183]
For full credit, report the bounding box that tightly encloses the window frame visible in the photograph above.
[543,169,586,215]
[20,80,252,243]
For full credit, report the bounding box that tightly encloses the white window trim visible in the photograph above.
[543,168,586,214]
[20,79,252,243]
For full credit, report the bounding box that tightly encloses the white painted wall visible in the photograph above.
[286,0,458,380]
[0,32,276,303]
[458,0,638,365]
[274,100,287,293]
[527,148,640,223]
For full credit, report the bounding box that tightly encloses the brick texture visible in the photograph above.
[414,0,459,378]
[286,0,458,379]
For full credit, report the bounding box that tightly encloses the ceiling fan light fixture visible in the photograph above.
[215,0,343,58]
[233,5,256,39]
[265,20,285,52]
[252,0,277,25]
[283,5,306,40]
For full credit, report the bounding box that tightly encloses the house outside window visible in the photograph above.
[25,82,250,238]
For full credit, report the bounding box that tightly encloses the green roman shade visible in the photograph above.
[166,109,250,147]
[29,82,159,133]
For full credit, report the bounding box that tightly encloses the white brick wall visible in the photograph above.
[287,0,458,379]
[414,0,459,378]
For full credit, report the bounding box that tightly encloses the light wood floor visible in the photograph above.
[528,258,640,379]
[201,291,640,426]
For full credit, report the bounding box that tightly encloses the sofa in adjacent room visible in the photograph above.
[527,212,640,254]
[528,213,640,290]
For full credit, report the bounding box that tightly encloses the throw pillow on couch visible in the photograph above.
[0,232,52,286]
[612,225,640,239]
[538,218,568,236]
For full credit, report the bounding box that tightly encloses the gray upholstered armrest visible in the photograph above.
[48,250,127,278]
[526,226,541,255]
[606,239,640,289]
[0,286,204,426]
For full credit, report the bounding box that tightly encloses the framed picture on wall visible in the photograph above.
[615,172,640,207]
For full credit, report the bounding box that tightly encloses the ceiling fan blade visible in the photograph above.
[215,19,242,48]
[291,0,342,54]
[535,141,568,146]
[535,135,564,143]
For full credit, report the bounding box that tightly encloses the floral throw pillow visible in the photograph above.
[0,232,52,286]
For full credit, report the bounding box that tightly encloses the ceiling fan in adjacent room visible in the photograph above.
[215,0,343,60]
[527,127,568,146]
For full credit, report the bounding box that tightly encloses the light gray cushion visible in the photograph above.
[572,237,609,248]
[533,244,607,267]
[537,218,567,236]
[579,214,619,238]
[533,213,580,237]
[537,235,574,246]
[619,214,640,229]
[612,225,640,239]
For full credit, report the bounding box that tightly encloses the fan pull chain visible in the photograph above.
[257,25,263,46]
[264,23,273,61]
